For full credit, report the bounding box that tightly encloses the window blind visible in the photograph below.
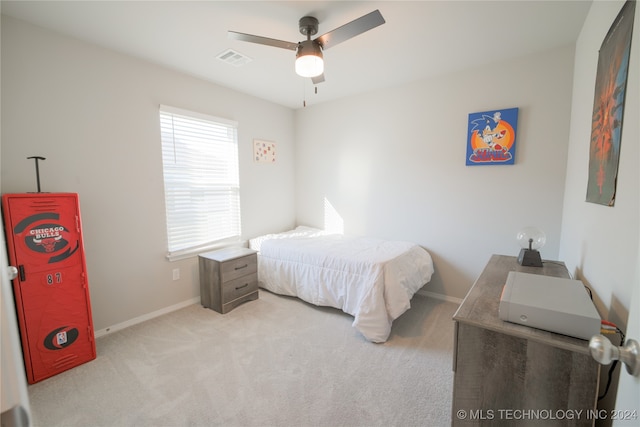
[159,105,241,259]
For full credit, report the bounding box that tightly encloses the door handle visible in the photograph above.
[18,266,25,282]
[7,266,18,280]
[589,335,640,377]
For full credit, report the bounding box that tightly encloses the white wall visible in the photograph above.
[560,0,639,330]
[0,16,297,331]
[295,45,576,299]
[560,1,639,419]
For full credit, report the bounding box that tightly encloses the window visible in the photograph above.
[159,105,241,260]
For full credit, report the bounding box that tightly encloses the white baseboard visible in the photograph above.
[416,289,463,305]
[94,291,458,339]
[94,297,200,338]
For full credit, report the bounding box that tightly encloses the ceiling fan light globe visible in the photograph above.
[295,55,324,77]
[295,40,324,78]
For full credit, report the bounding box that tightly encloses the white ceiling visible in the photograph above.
[1,1,592,110]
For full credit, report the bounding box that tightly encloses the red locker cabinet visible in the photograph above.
[2,193,96,384]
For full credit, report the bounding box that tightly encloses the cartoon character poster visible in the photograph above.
[586,0,635,206]
[466,107,518,166]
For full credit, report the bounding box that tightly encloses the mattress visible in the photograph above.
[249,227,434,342]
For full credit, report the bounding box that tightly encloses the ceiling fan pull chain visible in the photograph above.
[303,81,306,107]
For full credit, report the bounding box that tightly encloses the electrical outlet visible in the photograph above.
[172,268,180,281]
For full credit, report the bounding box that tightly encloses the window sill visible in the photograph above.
[166,238,247,262]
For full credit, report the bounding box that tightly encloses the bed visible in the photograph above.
[249,226,434,342]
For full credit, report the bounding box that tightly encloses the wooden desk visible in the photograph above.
[451,255,600,426]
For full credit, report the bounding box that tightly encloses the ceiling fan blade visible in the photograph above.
[311,73,325,85]
[315,9,385,50]
[228,31,298,51]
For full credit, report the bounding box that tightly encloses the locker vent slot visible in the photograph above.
[53,354,79,369]
[29,200,64,211]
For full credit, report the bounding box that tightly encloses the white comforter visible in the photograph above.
[249,227,434,342]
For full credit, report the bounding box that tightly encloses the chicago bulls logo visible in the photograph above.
[14,213,79,263]
[25,223,69,254]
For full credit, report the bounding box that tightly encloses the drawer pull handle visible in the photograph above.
[234,264,248,270]
[236,283,249,290]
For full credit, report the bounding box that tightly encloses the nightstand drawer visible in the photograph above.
[220,255,257,282]
[222,275,258,303]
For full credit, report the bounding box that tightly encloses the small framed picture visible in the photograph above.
[466,107,518,166]
[254,139,276,163]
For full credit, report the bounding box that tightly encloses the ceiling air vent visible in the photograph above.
[217,49,252,67]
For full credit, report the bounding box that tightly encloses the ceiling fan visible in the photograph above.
[228,9,385,84]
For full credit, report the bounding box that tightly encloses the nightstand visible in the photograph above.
[198,247,258,314]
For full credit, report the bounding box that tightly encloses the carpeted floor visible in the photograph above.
[28,290,458,427]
